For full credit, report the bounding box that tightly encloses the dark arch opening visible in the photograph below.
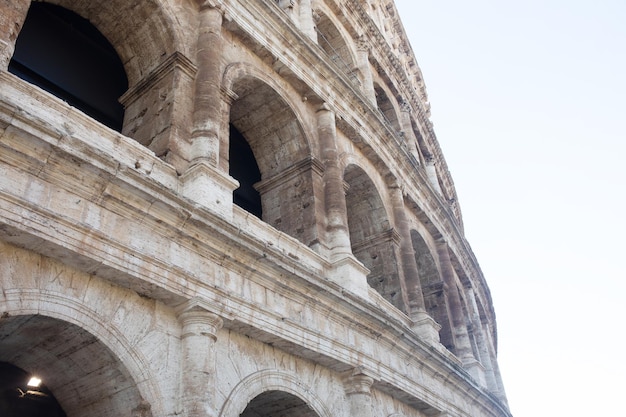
[240,390,319,417]
[0,362,66,417]
[0,314,144,417]
[230,123,262,218]
[8,3,128,131]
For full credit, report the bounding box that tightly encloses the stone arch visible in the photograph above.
[3,0,183,84]
[344,163,405,312]
[0,361,67,417]
[219,369,332,417]
[223,62,322,247]
[410,230,453,350]
[39,0,181,86]
[8,2,128,131]
[3,0,193,158]
[374,82,401,132]
[0,292,164,417]
[314,11,357,78]
[0,314,151,417]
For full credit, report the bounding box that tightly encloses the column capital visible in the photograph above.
[316,101,333,114]
[344,369,375,395]
[198,0,224,12]
[356,36,370,53]
[177,303,224,341]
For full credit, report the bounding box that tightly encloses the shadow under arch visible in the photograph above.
[0,291,164,417]
[219,369,332,417]
[223,62,322,248]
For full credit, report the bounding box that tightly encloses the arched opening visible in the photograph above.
[410,230,453,350]
[344,164,406,312]
[228,74,320,247]
[374,84,400,132]
[0,362,66,417]
[315,13,356,78]
[0,314,146,417]
[240,390,319,417]
[229,124,262,218]
[8,3,128,131]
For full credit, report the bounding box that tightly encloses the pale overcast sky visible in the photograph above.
[394,1,626,415]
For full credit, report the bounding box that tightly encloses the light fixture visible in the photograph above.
[27,376,42,388]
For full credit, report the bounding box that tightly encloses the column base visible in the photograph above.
[411,311,442,346]
[329,255,370,299]
[462,357,487,388]
[180,160,239,219]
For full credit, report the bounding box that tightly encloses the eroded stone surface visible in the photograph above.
[0,1,509,417]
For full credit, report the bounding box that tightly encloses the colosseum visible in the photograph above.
[0,1,510,417]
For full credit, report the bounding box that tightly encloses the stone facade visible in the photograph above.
[0,1,510,417]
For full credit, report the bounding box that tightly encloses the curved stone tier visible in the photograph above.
[0,1,509,417]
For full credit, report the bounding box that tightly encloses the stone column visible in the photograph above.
[481,309,509,404]
[389,184,440,344]
[181,2,239,218]
[465,287,497,391]
[389,184,420,314]
[318,103,369,297]
[177,305,224,417]
[299,0,317,41]
[398,101,422,163]
[437,244,476,366]
[344,369,374,417]
[318,103,351,258]
[0,1,30,70]
[356,37,376,105]
[425,155,443,194]
[189,3,224,165]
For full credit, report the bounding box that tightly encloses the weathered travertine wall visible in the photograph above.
[0,1,509,417]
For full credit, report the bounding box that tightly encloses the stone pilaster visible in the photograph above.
[318,103,369,297]
[344,369,375,417]
[389,185,441,344]
[484,327,509,405]
[356,37,376,105]
[189,3,225,165]
[318,103,351,258]
[389,184,421,314]
[465,287,497,390]
[177,304,224,417]
[425,155,443,194]
[298,0,317,41]
[399,101,423,164]
[182,4,239,217]
[437,244,476,365]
